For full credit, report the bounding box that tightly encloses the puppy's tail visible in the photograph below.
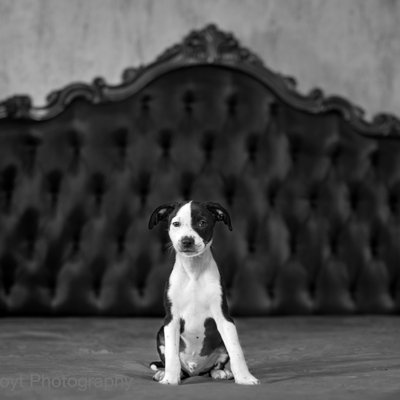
[149,361,164,371]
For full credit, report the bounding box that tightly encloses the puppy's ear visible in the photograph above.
[148,203,179,229]
[205,202,233,231]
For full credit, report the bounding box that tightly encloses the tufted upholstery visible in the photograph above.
[1,31,400,315]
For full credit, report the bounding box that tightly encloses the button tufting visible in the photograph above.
[1,165,17,212]
[246,133,259,162]
[116,232,126,255]
[222,175,237,206]
[329,235,339,256]
[182,90,195,114]
[308,186,320,210]
[269,102,280,116]
[289,137,301,163]
[44,170,63,209]
[267,181,281,208]
[369,150,379,169]
[134,170,151,207]
[0,254,16,295]
[91,258,107,298]
[226,93,238,116]
[89,172,107,208]
[348,185,360,212]
[68,130,83,154]
[329,144,341,167]
[180,172,195,200]
[201,131,215,162]
[369,233,380,259]
[22,134,41,172]
[289,234,298,255]
[17,208,39,241]
[113,128,128,159]
[158,129,172,158]
[141,94,152,112]
[388,188,399,214]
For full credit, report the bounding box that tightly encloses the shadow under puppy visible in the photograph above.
[148,200,259,385]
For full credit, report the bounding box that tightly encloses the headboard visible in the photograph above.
[1,25,400,316]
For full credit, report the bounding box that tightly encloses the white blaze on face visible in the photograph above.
[169,201,205,256]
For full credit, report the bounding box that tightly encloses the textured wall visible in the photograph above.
[0,0,399,118]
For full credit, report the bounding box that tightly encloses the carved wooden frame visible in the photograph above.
[0,24,399,137]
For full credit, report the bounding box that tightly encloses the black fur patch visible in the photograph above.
[180,318,185,333]
[148,201,187,229]
[200,318,225,356]
[190,201,216,244]
[179,318,186,352]
[205,202,232,231]
[156,325,165,365]
[220,275,235,324]
[163,281,172,325]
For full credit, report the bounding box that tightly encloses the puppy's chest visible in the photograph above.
[170,283,218,320]
[169,276,221,319]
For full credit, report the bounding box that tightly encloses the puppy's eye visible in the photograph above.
[198,220,208,228]
[172,221,181,227]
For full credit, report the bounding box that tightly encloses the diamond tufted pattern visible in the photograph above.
[1,65,400,315]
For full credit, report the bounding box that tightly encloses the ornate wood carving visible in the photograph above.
[0,24,399,137]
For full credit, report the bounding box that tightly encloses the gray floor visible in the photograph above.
[0,317,399,399]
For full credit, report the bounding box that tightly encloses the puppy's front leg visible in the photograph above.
[161,319,181,385]
[212,307,259,385]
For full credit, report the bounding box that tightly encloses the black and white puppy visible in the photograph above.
[148,200,259,385]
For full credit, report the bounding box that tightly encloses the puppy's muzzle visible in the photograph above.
[180,236,195,251]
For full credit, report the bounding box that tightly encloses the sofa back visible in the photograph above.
[1,25,400,315]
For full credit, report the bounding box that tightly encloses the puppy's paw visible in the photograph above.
[152,370,165,382]
[159,374,181,385]
[235,374,260,385]
[210,368,234,380]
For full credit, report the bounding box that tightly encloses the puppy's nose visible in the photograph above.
[181,236,195,248]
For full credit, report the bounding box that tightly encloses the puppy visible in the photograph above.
[148,200,259,385]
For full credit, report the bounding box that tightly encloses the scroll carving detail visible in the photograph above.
[0,24,399,137]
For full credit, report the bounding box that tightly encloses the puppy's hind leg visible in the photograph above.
[150,361,165,381]
[210,363,234,380]
[210,368,234,380]
[150,361,164,371]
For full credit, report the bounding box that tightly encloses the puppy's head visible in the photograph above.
[149,201,232,257]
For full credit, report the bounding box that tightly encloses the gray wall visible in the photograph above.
[0,0,399,117]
